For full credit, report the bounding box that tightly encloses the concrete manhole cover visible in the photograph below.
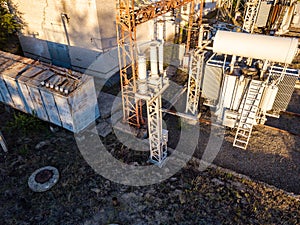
[28,166,59,192]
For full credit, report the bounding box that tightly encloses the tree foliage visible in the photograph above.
[0,0,21,42]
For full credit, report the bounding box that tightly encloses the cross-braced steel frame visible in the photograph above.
[116,0,196,127]
[243,0,261,32]
[186,50,204,115]
[116,0,142,127]
[147,94,167,165]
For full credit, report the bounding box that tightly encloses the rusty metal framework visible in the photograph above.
[116,0,141,127]
[116,0,195,127]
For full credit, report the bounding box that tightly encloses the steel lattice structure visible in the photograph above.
[116,0,196,127]
[186,50,204,115]
[116,0,141,127]
[243,0,261,32]
[146,91,168,165]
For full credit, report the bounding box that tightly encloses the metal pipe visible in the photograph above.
[61,13,71,46]
[161,108,198,121]
[229,55,236,74]
[0,131,8,152]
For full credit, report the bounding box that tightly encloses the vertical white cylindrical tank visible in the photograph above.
[213,30,298,64]
[158,44,164,75]
[150,44,158,77]
[157,21,164,41]
[138,54,147,80]
[260,85,278,112]
[157,21,164,74]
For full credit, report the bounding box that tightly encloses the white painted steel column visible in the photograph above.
[198,25,204,48]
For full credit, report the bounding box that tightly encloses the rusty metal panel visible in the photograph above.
[1,62,30,112]
[0,50,100,133]
[26,86,49,120]
[0,59,20,107]
[3,76,28,112]
[17,81,35,114]
[18,66,45,114]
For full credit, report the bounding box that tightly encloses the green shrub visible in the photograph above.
[6,111,47,135]
[0,0,21,43]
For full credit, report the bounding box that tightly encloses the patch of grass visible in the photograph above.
[18,144,28,155]
[5,111,48,136]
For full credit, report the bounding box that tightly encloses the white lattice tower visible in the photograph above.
[186,50,204,115]
[147,94,167,165]
[242,0,261,33]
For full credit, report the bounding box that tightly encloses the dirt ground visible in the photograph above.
[0,84,300,224]
[0,103,300,224]
[0,34,300,224]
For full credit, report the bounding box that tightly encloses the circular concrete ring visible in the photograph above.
[28,166,59,192]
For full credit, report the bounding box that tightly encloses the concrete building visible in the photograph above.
[10,0,178,81]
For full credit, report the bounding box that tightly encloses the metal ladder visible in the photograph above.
[233,80,263,149]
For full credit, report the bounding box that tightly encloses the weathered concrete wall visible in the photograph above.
[95,0,117,50]
[13,0,116,78]
[14,0,102,50]
[12,0,178,80]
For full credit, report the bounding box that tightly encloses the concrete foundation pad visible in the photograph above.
[97,92,122,119]
[95,120,113,137]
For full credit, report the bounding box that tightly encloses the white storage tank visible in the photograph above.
[213,30,298,64]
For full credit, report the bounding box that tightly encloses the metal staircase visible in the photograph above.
[233,79,263,149]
